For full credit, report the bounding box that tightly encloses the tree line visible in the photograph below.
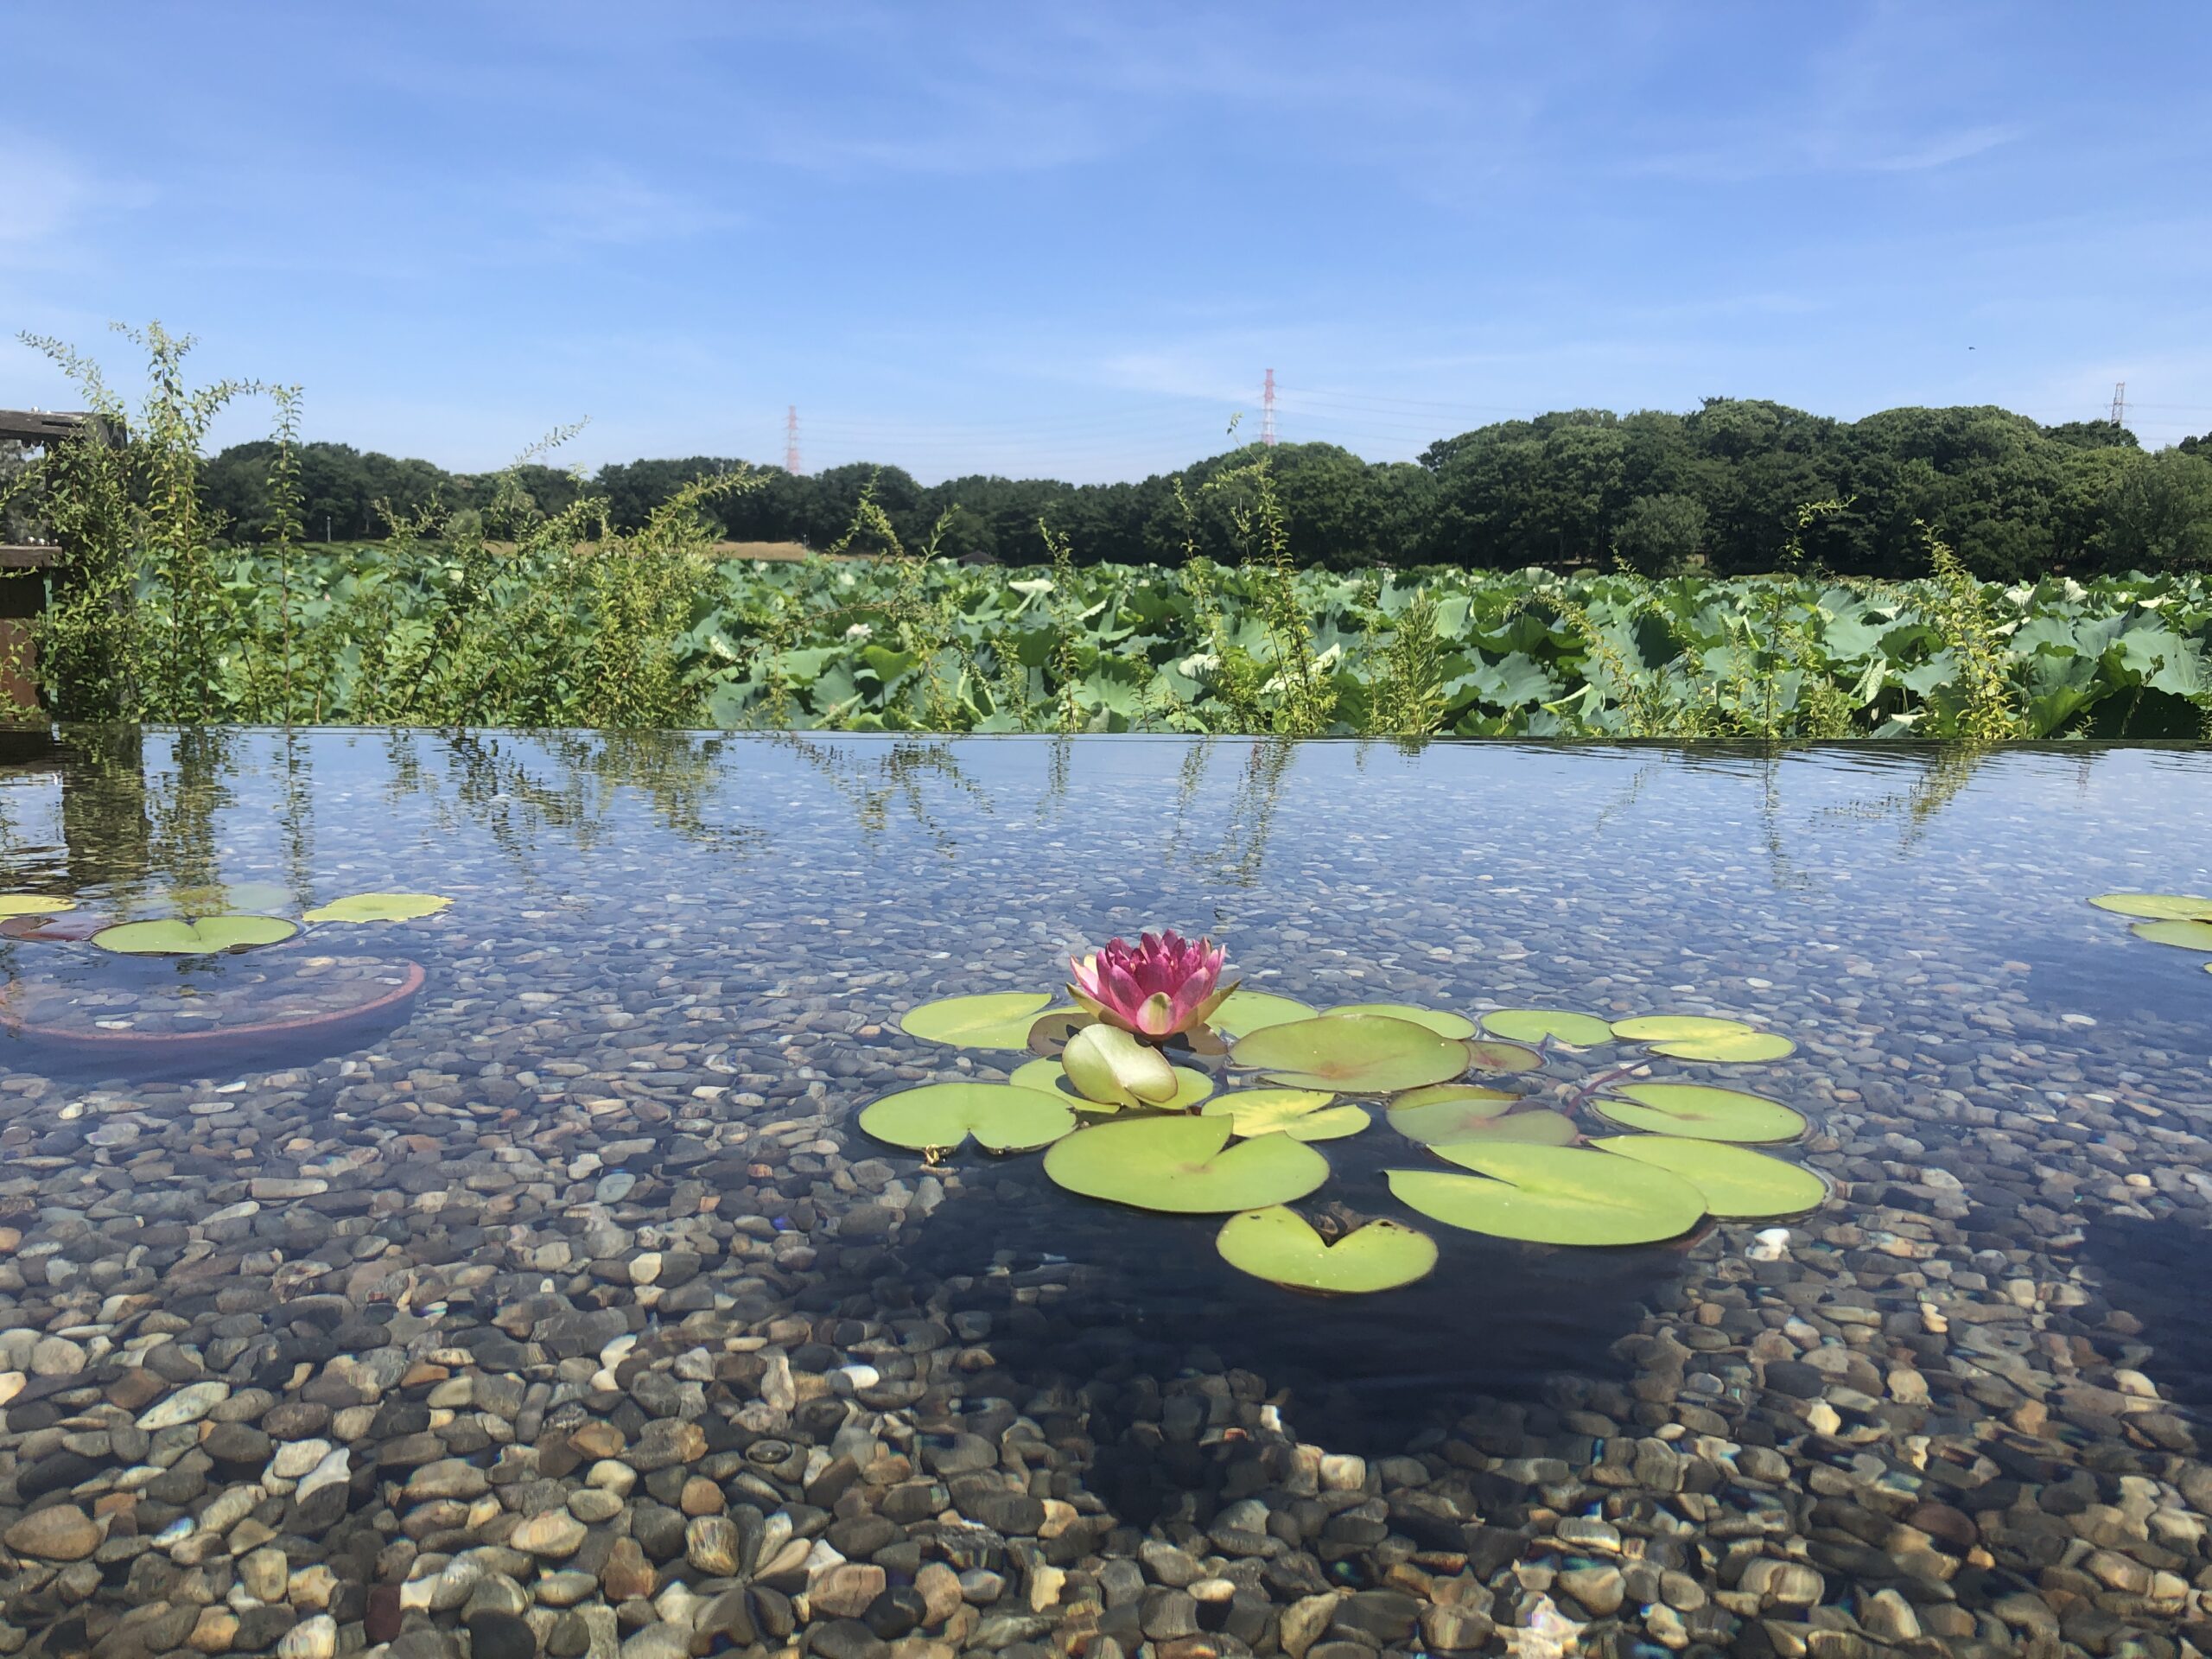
[192,397,2212,578]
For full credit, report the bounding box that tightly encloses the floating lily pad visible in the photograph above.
[1462,1039,1547,1074]
[92,915,300,957]
[1481,1009,1613,1046]
[1201,1089,1370,1141]
[1328,1003,1477,1039]
[1414,1108,1580,1147]
[1591,1135,1829,1220]
[1385,1090,1513,1138]
[1209,990,1317,1039]
[1043,1116,1330,1213]
[0,895,74,918]
[2090,893,2212,921]
[900,992,1071,1050]
[1611,1014,1755,1040]
[1217,1207,1437,1294]
[1592,1083,1806,1144]
[2130,919,2212,952]
[0,912,105,942]
[1230,1014,1470,1093]
[302,891,452,924]
[1653,1032,1796,1062]
[1612,1014,1793,1062]
[1388,1144,1707,1246]
[1007,1055,1215,1110]
[858,1082,1077,1154]
[1062,1022,1181,1107]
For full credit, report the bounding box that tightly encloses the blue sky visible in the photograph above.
[4,2,2209,481]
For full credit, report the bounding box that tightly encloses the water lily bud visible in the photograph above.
[1060,1023,1180,1109]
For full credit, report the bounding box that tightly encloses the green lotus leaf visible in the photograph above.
[1481,1009,1614,1046]
[1421,1108,1580,1147]
[1386,1090,1514,1140]
[1230,1014,1470,1093]
[1062,1023,1180,1108]
[858,1082,1077,1154]
[1328,1003,1477,1039]
[0,894,75,918]
[1590,1135,1829,1220]
[1217,1207,1438,1294]
[1209,990,1318,1039]
[1043,1115,1330,1213]
[92,915,300,957]
[302,891,453,924]
[1201,1088,1370,1141]
[2089,893,2212,921]
[1392,1083,1521,1110]
[1610,1014,1759,1041]
[1612,1014,1792,1062]
[1008,1056,1214,1110]
[2130,919,2212,952]
[1388,1143,1707,1246]
[1651,1032,1796,1062]
[900,991,1072,1050]
[1462,1039,1547,1074]
[1592,1083,1806,1143]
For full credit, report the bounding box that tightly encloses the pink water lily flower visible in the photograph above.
[1068,930,1236,1040]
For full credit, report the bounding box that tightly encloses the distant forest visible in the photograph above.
[196,398,2212,579]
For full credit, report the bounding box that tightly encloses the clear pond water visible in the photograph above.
[2,728,2210,1659]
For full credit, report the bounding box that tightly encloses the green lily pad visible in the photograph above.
[0,894,75,918]
[858,1082,1077,1154]
[1592,1083,1806,1143]
[900,992,1072,1050]
[92,915,300,957]
[1388,1143,1707,1246]
[1591,1135,1829,1220]
[2130,919,2212,952]
[1043,1116,1330,1213]
[2089,893,2212,921]
[1230,1014,1470,1093]
[1328,1003,1477,1039]
[1061,1023,1181,1107]
[1419,1108,1580,1147]
[1611,1014,1756,1040]
[302,891,452,924]
[1385,1089,1513,1138]
[1463,1039,1547,1074]
[1481,1009,1614,1046]
[1653,1032,1796,1062]
[1216,1207,1438,1294]
[1612,1015,1793,1062]
[1209,990,1317,1039]
[1201,1089,1370,1141]
[1009,1055,1216,1111]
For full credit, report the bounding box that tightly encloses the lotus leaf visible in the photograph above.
[1008,1056,1215,1110]
[1385,1090,1512,1139]
[1481,1009,1614,1046]
[92,915,300,957]
[1611,1014,1758,1041]
[1328,1003,1477,1039]
[1388,1143,1707,1246]
[1061,1023,1180,1108]
[1391,1083,1522,1112]
[900,991,1071,1050]
[1201,1089,1370,1141]
[1462,1039,1547,1074]
[1650,1031,1796,1062]
[1230,1014,1470,1093]
[1216,1207,1437,1294]
[303,891,453,924]
[858,1082,1077,1154]
[2089,893,2212,921]
[2130,919,2212,952]
[1042,1116,1330,1212]
[1591,1135,1828,1220]
[1593,1083,1806,1143]
[1613,1014,1793,1061]
[0,895,74,918]
[1209,990,1317,1038]
[1401,1106,1580,1147]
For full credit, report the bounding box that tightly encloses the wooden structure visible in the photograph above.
[0,410,93,711]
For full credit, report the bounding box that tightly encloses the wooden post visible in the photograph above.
[0,410,97,715]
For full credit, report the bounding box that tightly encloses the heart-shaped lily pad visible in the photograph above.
[1009,1055,1216,1111]
[1463,1039,1547,1074]
[1209,990,1317,1039]
[1402,1106,1580,1147]
[901,992,1072,1050]
[2130,919,2212,952]
[2090,893,2212,921]
[1590,1135,1829,1220]
[1217,1207,1438,1294]
[1043,1116,1330,1212]
[1062,1022,1181,1107]
[1612,1014,1793,1062]
[1328,1003,1477,1039]
[1201,1089,1370,1141]
[92,915,300,957]
[0,894,75,918]
[1592,1083,1806,1143]
[302,891,452,924]
[1481,1009,1613,1046]
[1388,1143,1707,1246]
[1230,1014,1470,1093]
[1385,1089,1512,1136]
[858,1082,1077,1154]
